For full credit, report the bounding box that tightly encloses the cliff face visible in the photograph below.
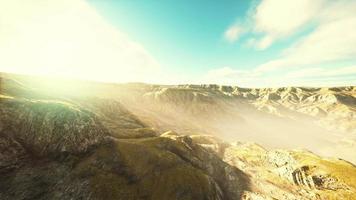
[187,135,356,200]
[0,73,355,200]
[222,142,356,199]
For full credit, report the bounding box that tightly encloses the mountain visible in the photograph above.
[0,73,355,199]
[114,84,356,163]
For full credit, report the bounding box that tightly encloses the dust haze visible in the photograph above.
[2,73,356,164]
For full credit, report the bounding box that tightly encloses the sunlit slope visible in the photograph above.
[0,73,355,199]
[3,73,355,134]
[163,133,356,199]
[115,84,356,163]
[0,80,249,200]
[1,73,356,163]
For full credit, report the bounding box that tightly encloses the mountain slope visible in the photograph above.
[0,76,250,200]
[0,73,355,199]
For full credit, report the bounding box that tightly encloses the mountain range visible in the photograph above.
[0,73,355,200]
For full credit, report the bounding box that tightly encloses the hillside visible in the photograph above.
[115,84,356,163]
[0,73,355,199]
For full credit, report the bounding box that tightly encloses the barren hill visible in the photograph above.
[1,73,355,199]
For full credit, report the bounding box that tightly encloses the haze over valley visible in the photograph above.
[1,73,355,199]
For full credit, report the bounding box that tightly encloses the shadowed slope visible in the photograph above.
[1,73,355,199]
[0,80,251,200]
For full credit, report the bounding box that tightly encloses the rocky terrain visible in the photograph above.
[0,73,355,199]
[117,84,356,163]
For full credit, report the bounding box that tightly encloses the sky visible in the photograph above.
[0,0,356,87]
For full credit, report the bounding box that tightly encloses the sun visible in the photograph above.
[0,0,159,84]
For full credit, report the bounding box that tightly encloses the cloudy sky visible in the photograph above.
[1,0,356,87]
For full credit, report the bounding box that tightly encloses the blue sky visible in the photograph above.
[87,0,258,74]
[1,0,355,87]
[87,0,291,78]
[87,0,356,87]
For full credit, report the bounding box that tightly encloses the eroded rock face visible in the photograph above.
[219,141,356,200]
[311,174,349,191]
[0,97,107,157]
[181,134,356,199]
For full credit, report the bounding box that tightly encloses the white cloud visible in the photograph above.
[224,24,244,43]
[0,0,161,83]
[282,66,356,86]
[205,67,239,77]
[254,0,323,37]
[246,37,272,50]
[200,67,261,86]
[201,67,239,85]
[256,1,356,72]
[226,0,325,49]
[285,66,356,79]
[201,65,356,88]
